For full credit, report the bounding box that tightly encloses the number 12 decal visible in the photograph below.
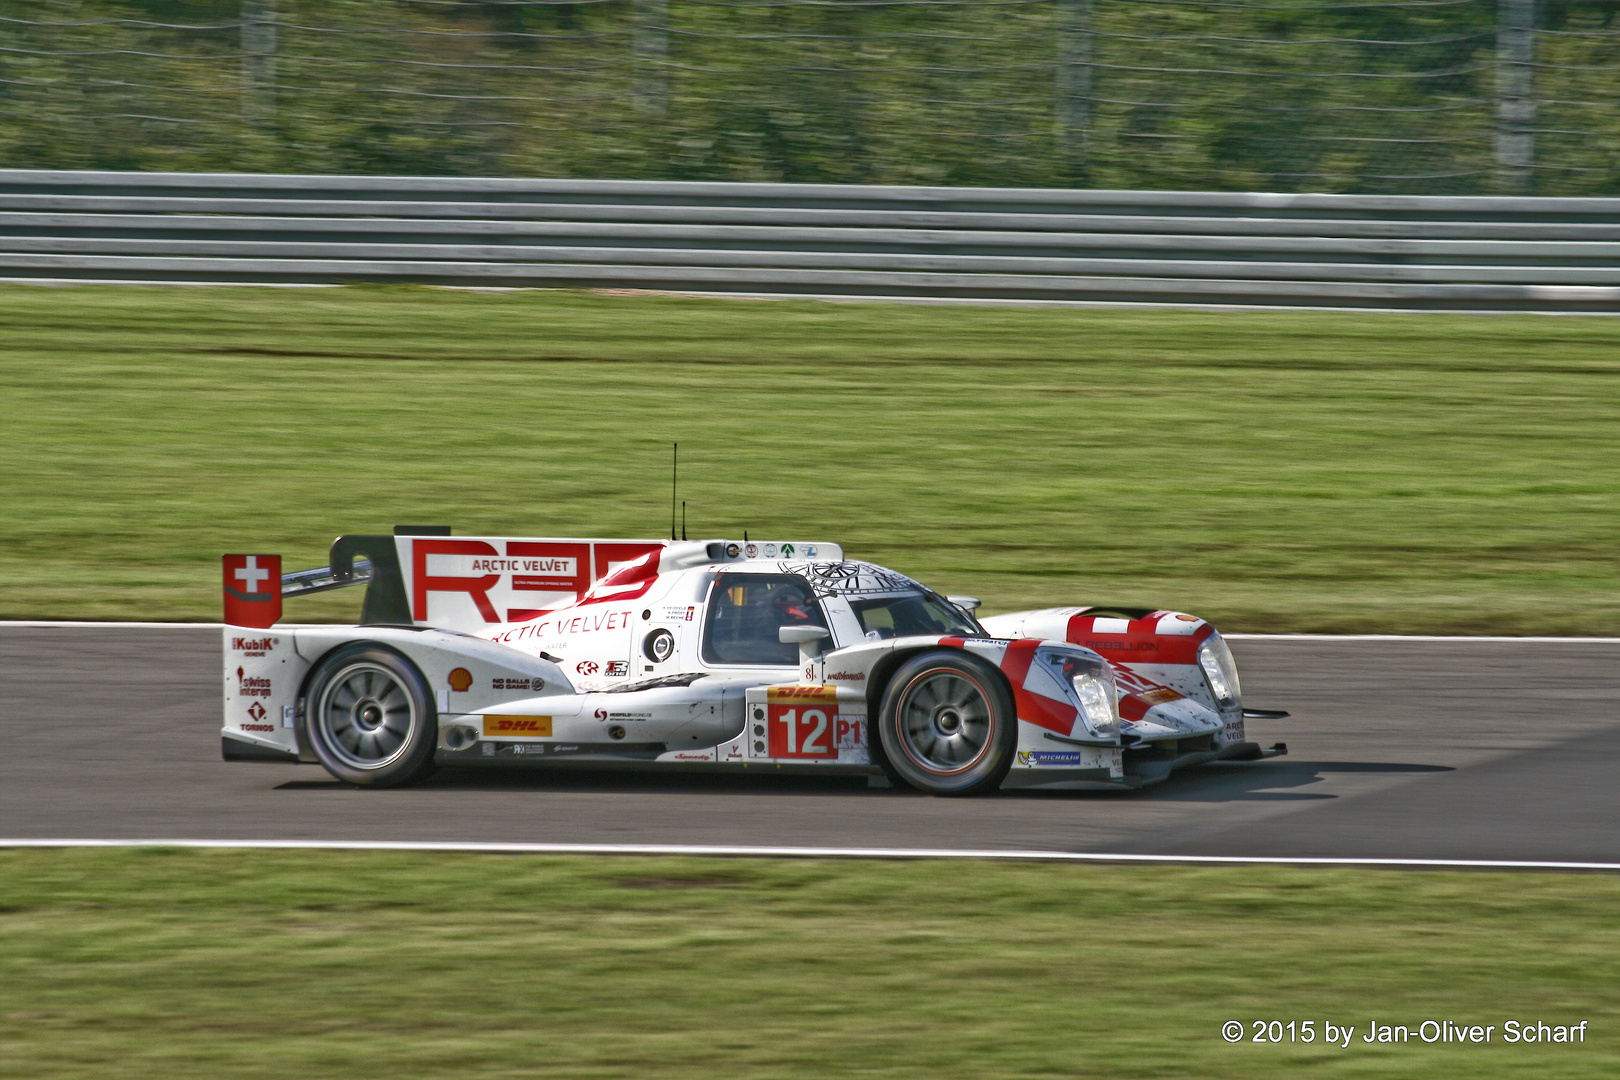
[767,706,836,758]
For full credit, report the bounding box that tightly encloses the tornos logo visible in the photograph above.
[482,715,552,737]
[242,701,273,732]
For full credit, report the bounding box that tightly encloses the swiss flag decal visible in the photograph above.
[223,554,282,628]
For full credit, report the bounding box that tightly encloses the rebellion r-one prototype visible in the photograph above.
[222,530,1286,795]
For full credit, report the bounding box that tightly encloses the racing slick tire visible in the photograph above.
[304,644,437,788]
[877,650,1016,796]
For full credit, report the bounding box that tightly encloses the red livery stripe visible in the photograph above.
[998,638,1076,735]
[1063,613,1212,666]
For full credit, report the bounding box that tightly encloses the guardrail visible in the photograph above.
[1,170,1617,312]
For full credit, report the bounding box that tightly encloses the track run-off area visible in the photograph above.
[3,624,1617,867]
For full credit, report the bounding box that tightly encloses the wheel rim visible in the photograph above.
[315,663,417,770]
[895,667,993,775]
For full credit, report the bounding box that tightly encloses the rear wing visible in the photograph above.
[224,528,843,631]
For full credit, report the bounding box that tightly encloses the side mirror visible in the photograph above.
[947,595,982,614]
[779,625,830,665]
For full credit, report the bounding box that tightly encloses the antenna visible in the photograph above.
[670,442,678,541]
[681,501,687,541]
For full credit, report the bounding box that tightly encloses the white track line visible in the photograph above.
[3,621,1617,643]
[1,838,1617,871]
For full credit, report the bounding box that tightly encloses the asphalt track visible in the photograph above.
[2,625,1617,863]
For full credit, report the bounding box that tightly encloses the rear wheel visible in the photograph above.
[304,644,436,787]
[878,650,1016,796]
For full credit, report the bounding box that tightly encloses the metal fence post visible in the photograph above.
[1495,0,1535,194]
[633,0,670,117]
[241,0,277,125]
[1055,0,1094,183]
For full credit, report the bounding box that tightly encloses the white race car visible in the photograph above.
[222,530,1285,795]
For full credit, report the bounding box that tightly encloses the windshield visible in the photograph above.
[847,591,981,640]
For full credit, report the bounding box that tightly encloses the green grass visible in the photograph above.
[0,849,1613,1078]
[2,284,1618,632]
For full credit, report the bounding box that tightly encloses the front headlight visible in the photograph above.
[1197,635,1241,708]
[1072,670,1118,737]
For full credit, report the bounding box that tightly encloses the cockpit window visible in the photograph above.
[848,591,981,640]
[702,573,828,666]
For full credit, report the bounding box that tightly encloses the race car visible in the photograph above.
[222,529,1286,795]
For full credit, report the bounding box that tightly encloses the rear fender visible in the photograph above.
[221,626,573,764]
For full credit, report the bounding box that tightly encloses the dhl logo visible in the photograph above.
[766,685,839,704]
[482,715,553,737]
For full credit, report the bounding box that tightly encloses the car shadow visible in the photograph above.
[275,768,890,797]
[1128,759,1455,803]
[274,759,1452,800]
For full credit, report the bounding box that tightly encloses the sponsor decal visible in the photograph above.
[482,715,553,737]
[669,750,718,762]
[235,667,272,698]
[1086,639,1160,653]
[1136,687,1182,706]
[766,685,839,704]
[805,545,818,557]
[763,543,777,558]
[834,716,866,750]
[1176,613,1199,622]
[576,660,600,676]
[593,708,649,721]
[413,539,502,622]
[744,543,759,558]
[725,543,741,558]
[247,701,267,723]
[448,667,473,692]
[605,660,629,677]
[1222,720,1245,743]
[240,724,275,732]
[828,671,865,682]
[780,543,795,557]
[766,703,837,759]
[493,677,545,691]
[230,636,279,655]
[468,556,576,576]
[1017,750,1087,766]
[556,610,634,635]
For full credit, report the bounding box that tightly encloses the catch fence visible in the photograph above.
[1,1,1618,194]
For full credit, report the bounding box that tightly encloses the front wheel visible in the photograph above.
[304,644,436,787]
[877,650,1016,796]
